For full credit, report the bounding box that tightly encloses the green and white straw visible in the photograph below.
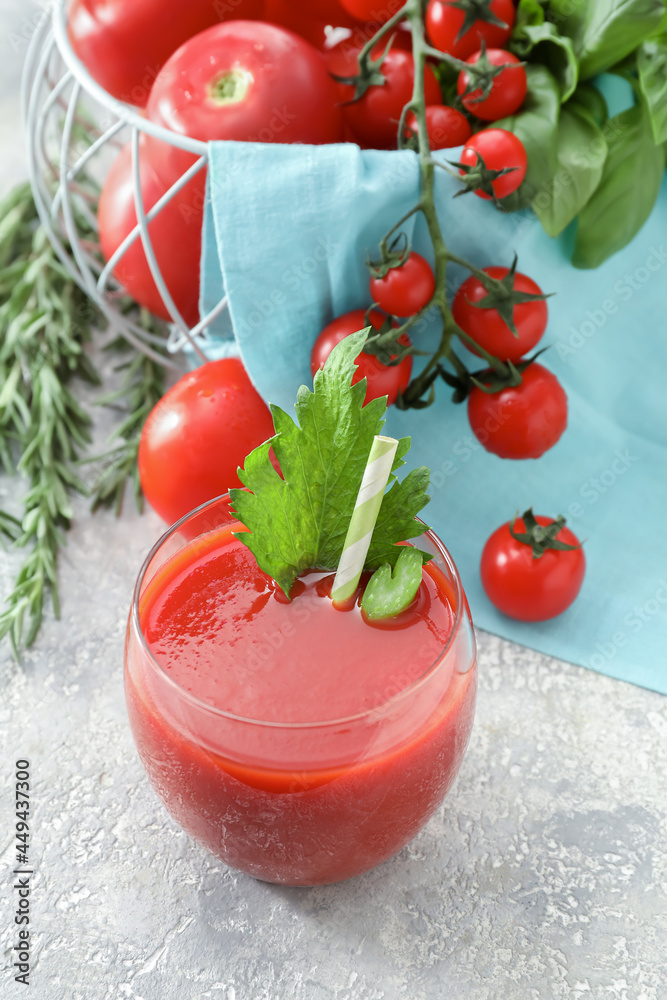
[331,435,399,605]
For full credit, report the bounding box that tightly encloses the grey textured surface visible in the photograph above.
[1,4,667,998]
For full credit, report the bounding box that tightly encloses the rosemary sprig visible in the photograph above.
[0,183,101,651]
[90,328,166,516]
[0,182,168,652]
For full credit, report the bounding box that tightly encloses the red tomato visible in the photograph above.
[467,363,568,459]
[339,0,403,20]
[98,140,203,325]
[369,253,435,317]
[145,21,343,182]
[67,0,265,106]
[327,42,441,149]
[481,515,585,621]
[264,0,361,48]
[459,129,527,199]
[310,309,412,405]
[138,358,275,524]
[405,105,472,149]
[453,266,548,362]
[458,49,527,121]
[426,0,515,60]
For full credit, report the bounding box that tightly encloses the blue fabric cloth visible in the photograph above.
[200,139,667,696]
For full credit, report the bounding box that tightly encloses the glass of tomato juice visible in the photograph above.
[125,495,477,886]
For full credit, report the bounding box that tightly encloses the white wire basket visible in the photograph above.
[21,0,227,370]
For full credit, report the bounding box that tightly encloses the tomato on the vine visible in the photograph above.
[327,42,442,149]
[467,363,568,459]
[146,21,343,182]
[481,514,585,621]
[369,253,435,317]
[98,140,203,326]
[405,105,472,149]
[459,129,527,199]
[138,359,275,525]
[67,0,265,106]
[453,267,548,362]
[426,0,515,60]
[310,309,413,405]
[457,49,527,121]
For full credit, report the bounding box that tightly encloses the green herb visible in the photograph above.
[549,0,665,80]
[0,182,165,651]
[572,95,665,269]
[89,331,166,516]
[0,183,101,651]
[231,329,431,598]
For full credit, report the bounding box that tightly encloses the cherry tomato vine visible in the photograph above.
[340,0,553,416]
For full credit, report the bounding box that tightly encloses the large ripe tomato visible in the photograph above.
[369,253,435,317]
[139,358,275,525]
[481,514,585,621]
[458,49,527,121]
[310,309,413,405]
[145,21,343,183]
[453,267,548,362]
[98,140,203,325]
[459,129,527,199]
[426,0,515,60]
[405,105,471,149]
[67,0,265,106]
[467,363,568,459]
[327,42,441,149]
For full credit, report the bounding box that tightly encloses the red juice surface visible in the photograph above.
[126,521,477,885]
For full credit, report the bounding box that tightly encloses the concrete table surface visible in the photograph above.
[1,4,666,998]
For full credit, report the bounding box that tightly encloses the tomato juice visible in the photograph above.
[125,496,477,885]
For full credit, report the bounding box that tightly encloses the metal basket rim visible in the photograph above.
[51,0,210,158]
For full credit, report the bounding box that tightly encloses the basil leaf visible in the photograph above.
[513,0,545,31]
[549,0,666,79]
[572,97,665,268]
[494,65,561,212]
[571,81,609,126]
[532,95,607,237]
[510,22,578,101]
[638,34,667,144]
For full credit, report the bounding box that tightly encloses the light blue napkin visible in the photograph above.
[200,139,667,696]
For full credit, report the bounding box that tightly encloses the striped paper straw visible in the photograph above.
[331,435,399,605]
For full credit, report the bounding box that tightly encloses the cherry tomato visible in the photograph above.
[426,0,515,60]
[310,309,412,405]
[459,129,527,199]
[458,49,527,121]
[453,266,548,362]
[98,140,203,325]
[339,0,403,20]
[327,42,442,149]
[138,359,275,525]
[146,21,343,182]
[67,0,265,106]
[369,253,435,317]
[405,105,471,149]
[481,515,585,621]
[467,363,568,459]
